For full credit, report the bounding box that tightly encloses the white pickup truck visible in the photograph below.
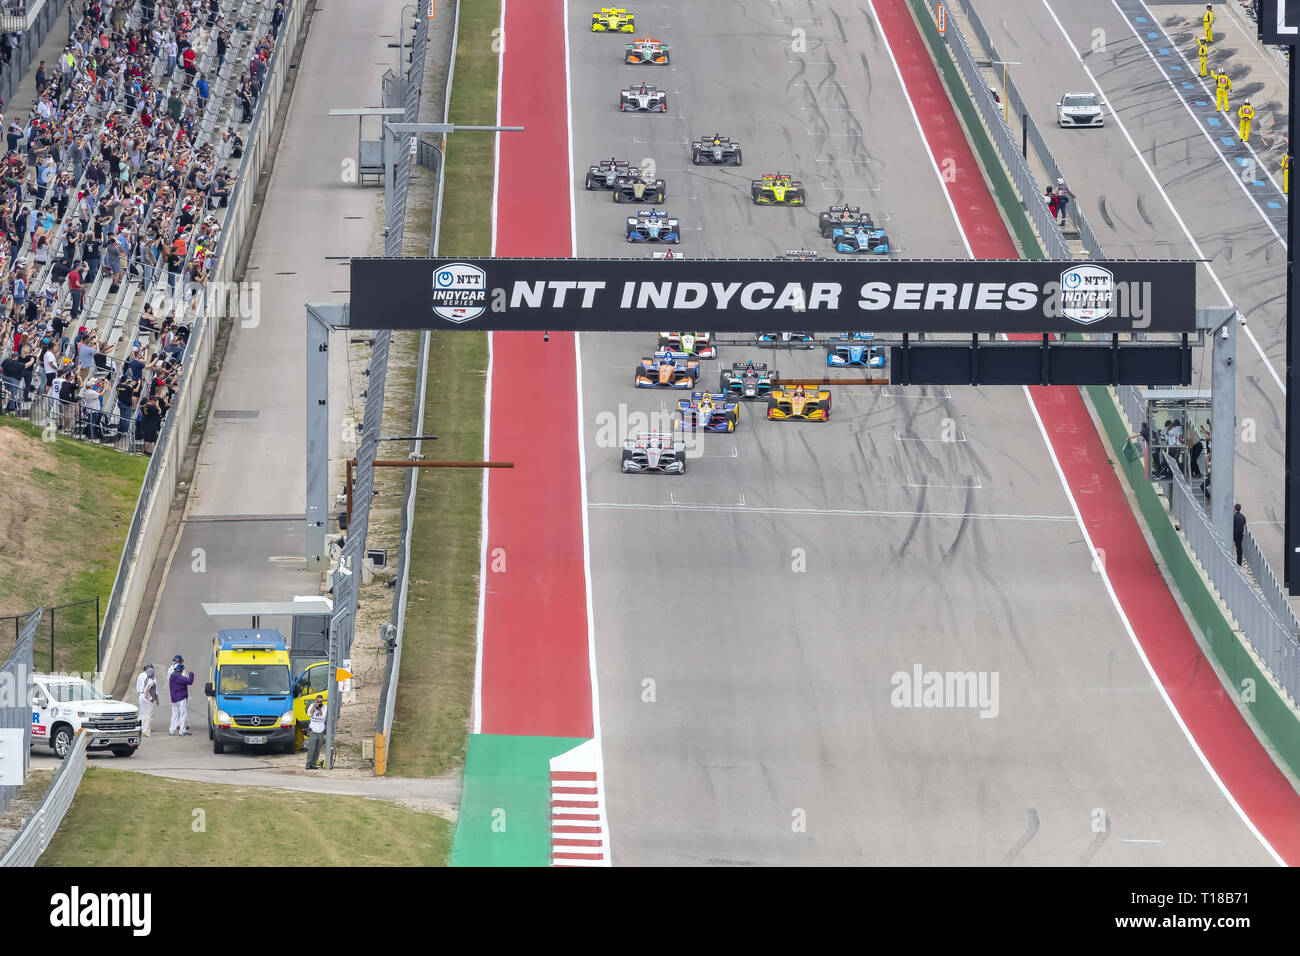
[31,674,141,759]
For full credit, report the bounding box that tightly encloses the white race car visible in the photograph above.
[620,82,668,112]
[1057,92,1103,128]
[621,432,687,474]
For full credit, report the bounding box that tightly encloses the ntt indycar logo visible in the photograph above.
[1060,264,1115,325]
[432,263,488,323]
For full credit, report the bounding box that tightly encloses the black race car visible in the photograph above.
[585,158,633,190]
[691,133,742,166]
[818,203,875,238]
[720,361,777,400]
[612,173,667,204]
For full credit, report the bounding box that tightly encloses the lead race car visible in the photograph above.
[767,384,832,421]
[585,157,633,190]
[592,6,635,31]
[827,333,885,368]
[751,172,804,205]
[657,331,715,358]
[625,36,670,64]
[635,349,700,388]
[719,360,778,400]
[620,81,668,112]
[621,431,687,474]
[626,208,680,242]
[832,225,890,254]
[612,172,667,204]
[677,392,740,432]
[818,203,876,238]
[691,133,742,166]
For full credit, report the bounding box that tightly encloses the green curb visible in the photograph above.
[451,734,590,866]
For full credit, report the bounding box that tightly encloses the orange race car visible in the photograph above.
[635,349,701,388]
[625,36,670,64]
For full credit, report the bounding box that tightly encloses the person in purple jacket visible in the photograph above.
[168,654,195,736]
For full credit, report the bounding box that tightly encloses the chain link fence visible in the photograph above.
[0,599,99,674]
[0,608,40,817]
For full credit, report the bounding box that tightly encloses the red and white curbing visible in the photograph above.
[550,739,609,866]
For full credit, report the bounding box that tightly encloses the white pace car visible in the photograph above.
[1057,92,1104,128]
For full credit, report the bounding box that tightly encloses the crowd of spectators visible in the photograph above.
[0,0,284,453]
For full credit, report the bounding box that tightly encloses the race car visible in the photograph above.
[756,331,816,349]
[625,36,670,64]
[626,209,680,242]
[677,392,740,432]
[719,360,777,400]
[634,349,700,388]
[585,157,633,190]
[612,173,667,204]
[767,384,832,421]
[657,331,715,358]
[827,334,885,368]
[818,203,875,238]
[621,432,686,474]
[691,133,743,166]
[751,172,804,205]
[832,225,890,254]
[592,7,635,31]
[620,82,668,112]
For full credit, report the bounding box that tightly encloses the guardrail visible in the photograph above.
[0,729,86,866]
[95,0,308,692]
[376,0,456,774]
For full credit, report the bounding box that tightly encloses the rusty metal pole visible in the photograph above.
[346,458,354,530]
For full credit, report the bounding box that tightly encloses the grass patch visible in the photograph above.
[38,766,452,866]
[386,0,497,777]
[0,418,147,673]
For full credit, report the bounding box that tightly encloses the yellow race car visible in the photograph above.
[751,172,805,205]
[767,385,831,421]
[592,6,635,31]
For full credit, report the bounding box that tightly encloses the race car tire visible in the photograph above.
[751,185,761,203]
[691,147,702,165]
[660,101,668,112]
[732,149,743,166]
[655,188,666,203]
[612,190,623,203]
[585,174,600,190]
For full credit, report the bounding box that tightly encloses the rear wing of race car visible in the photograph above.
[627,431,683,447]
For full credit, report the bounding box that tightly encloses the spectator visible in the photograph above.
[136,392,161,454]
[115,374,136,433]
[79,375,104,439]
[1233,504,1247,566]
[66,261,83,318]
[1055,178,1071,226]
[196,73,209,112]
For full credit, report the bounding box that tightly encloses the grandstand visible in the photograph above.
[0,0,280,453]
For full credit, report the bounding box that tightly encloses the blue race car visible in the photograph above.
[677,392,740,432]
[827,334,885,368]
[832,225,889,254]
[626,209,680,242]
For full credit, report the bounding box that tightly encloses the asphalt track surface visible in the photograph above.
[969,0,1291,574]
[566,0,1276,864]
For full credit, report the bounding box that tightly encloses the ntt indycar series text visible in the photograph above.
[354,257,1196,334]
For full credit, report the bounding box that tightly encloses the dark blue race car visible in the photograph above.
[832,226,889,254]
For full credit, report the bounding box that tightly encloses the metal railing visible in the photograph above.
[0,0,65,106]
[1161,452,1300,703]
[0,729,85,866]
[923,0,1105,260]
[0,609,39,817]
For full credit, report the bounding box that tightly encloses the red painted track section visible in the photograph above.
[875,0,1300,862]
[481,0,593,738]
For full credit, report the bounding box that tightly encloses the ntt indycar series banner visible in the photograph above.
[348,257,1197,333]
